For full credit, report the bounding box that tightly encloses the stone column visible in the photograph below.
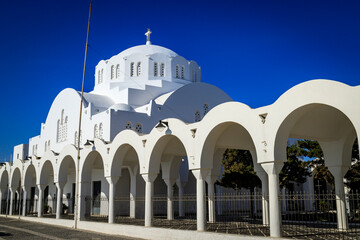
[192,169,209,231]
[328,166,349,231]
[206,174,217,223]
[37,184,46,217]
[22,186,28,216]
[142,173,157,227]
[106,176,119,224]
[163,179,175,220]
[176,180,186,217]
[55,182,65,219]
[129,173,137,218]
[261,162,283,238]
[9,187,15,215]
[256,170,269,226]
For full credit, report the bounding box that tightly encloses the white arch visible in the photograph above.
[143,118,193,174]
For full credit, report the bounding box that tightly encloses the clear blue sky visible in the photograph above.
[0,0,359,161]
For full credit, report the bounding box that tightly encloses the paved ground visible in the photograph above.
[0,216,142,240]
[16,214,360,239]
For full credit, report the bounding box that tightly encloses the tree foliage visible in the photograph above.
[345,139,360,191]
[279,142,311,190]
[218,149,261,191]
[219,138,359,192]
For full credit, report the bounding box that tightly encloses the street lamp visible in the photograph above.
[84,140,94,147]
[155,120,168,132]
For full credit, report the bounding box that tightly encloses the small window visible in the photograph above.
[61,109,64,124]
[94,124,99,138]
[57,120,60,142]
[203,103,209,116]
[154,62,158,76]
[100,69,103,83]
[137,62,141,76]
[181,66,184,79]
[176,65,179,79]
[135,123,142,133]
[97,70,101,84]
[116,64,120,78]
[125,122,132,129]
[195,110,201,122]
[44,142,47,152]
[160,63,165,77]
[111,65,115,79]
[130,62,135,77]
[99,123,103,139]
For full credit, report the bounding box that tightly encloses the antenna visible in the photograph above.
[74,0,92,229]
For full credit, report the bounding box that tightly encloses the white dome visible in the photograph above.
[118,44,178,57]
[110,103,135,112]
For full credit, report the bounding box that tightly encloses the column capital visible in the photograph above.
[141,173,157,183]
[255,170,268,182]
[192,168,210,180]
[55,182,66,189]
[327,165,349,179]
[163,178,176,187]
[106,176,120,185]
[205,173,218,185]
[37,184,46,191]
[260,162,283,176]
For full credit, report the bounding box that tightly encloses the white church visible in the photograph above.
[0,30,359,239]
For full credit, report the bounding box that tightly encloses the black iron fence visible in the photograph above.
[2,190,360,239]
[280,191,360,239]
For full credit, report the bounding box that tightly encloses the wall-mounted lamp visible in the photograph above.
[84,140,95,147]
[155,120,168,132]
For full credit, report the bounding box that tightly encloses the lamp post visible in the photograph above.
[74,0,92,229]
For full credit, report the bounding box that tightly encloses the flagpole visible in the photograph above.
[74,0,92,229]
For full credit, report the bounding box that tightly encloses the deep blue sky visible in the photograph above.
[0,0,359,161]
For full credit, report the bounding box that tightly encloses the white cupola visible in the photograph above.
[92,29,202,107]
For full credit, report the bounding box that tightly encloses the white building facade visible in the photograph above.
[0,32,359,239]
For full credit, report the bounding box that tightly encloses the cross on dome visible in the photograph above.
[145,28,152,45]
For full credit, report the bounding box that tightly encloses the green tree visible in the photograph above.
[279,142,311,190]
[295,139,334,192]
[218,149,261,218]
[345,140,360,191]
[218,149,261,191]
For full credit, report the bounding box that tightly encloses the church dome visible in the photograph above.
[92,30,202,106]
[119,44,178,58]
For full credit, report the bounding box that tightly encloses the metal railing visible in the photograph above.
[4,190,359,239]
[280,191,360,239]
